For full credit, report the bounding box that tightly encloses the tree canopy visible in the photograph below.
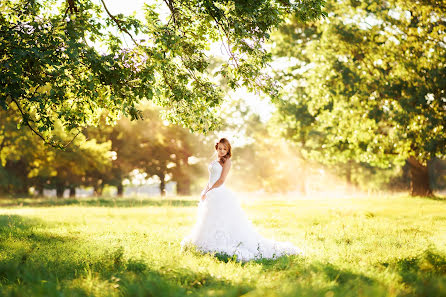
[271,0,445,195]
[0,0,326,148]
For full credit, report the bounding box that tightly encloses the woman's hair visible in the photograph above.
[215,138,232,164]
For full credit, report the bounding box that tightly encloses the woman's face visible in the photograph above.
[216,143,228,157]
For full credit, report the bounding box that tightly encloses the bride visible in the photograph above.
[181,138,304,262]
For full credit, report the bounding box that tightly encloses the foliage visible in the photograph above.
[271,0,445,168]
[0,194,445,296]
[85,103,208,195]
[0,106,111,196]
[0,0,326,147]
[0,102,209,197]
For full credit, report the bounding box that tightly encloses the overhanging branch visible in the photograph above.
[100,0,139,46]
[11,97,81,151]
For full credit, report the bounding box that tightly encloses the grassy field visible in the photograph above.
[0,194,445,297]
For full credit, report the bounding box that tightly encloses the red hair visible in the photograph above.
[215,138,232,164]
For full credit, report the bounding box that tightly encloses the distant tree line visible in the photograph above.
[1,99,445,198]
[0,105,207,198]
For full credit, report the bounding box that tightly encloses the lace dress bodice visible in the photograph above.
[208,159,223,187]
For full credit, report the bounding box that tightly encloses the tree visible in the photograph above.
[0,0,326,147]
[0,114,42,196]
[0,107,112,198]
[42,136,111,198]
[164,126,207,196]
[126,106,207,196]
[271,0,445,196]
[84,104,207,196]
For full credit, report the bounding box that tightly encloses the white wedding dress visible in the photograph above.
[181,159,304,262]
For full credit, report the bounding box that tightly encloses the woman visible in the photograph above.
[181,138,304,262]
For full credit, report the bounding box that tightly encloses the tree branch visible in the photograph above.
[100,0,139,46]
[163,0,177,26]
[11,97,81,151]
[0,135,7,155]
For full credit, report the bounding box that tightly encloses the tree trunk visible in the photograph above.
[36,184,44,197]
[117,182,124,197]
[159,174,166,197]
[18,182,29,197]
[346,164,352,185]
[69,186,76,198]
[56,183,65,198]
[5,160,29,196]
[93,184,104,197]
[345,161,357,194]
[93,179,104,197]
[407,156,433,196]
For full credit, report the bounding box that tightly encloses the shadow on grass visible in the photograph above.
[379,249,446,297]
[183,248,386,297]
[402,193,446,202]
[0,197,198,208]
[425,195,446,201]
[190,245,446,297]
[0,215,252,297]
[257,250,445,297]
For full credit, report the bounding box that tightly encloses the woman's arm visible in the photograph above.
[201,182,210,195]
[204,159,231,194]
[200,182,210,201]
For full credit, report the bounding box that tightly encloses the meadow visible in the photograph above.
[0,194,445,297]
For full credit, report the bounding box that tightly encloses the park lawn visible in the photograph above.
[0,194,445,297]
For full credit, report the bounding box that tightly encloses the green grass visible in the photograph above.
[0,194,445,297]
